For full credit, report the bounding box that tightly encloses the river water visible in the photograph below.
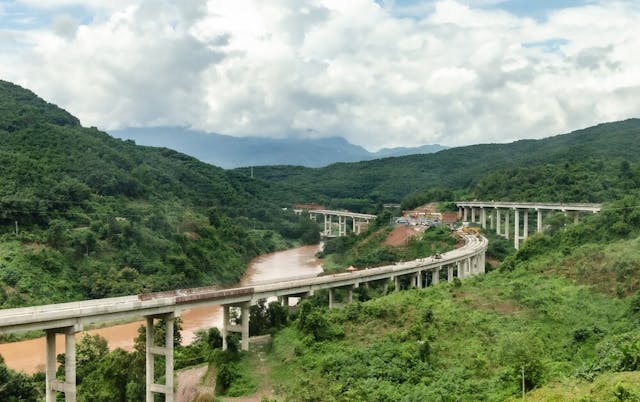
[0,244,323,374]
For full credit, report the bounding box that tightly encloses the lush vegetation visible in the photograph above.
[239,119,640,210]
[3,79,640,401]
[319,224,457,273]
[0,80,320,310]
[266,205,640,401]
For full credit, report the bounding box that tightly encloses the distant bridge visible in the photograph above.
[0,233,486,402]
[456,201,602,249]
[308,209,377,237]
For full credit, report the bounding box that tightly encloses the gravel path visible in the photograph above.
[175,365,208,402]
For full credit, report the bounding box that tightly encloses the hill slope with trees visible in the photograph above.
[241,119,640,210]
[0,80,318,309]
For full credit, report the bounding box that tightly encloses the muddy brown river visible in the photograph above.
[0,244,323,374]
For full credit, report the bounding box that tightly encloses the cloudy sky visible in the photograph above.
[1,0,639,150]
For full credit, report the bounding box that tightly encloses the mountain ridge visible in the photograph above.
[109,126,448,168]
[240,118,640,208]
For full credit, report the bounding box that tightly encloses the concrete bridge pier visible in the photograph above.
[393,276,400,291]
[347,285,356,304]
[514,208,520,249]
[145,313,175,402]
[471,207,476,223]
[416,270,423,288]
[496,209,501,235]
[537,209,543,233]
[222,303,250,351]
[505,210,510,240]
[323,214,330,236]
[447,265,454,282]
[329,288,335,309]
[490,209,496,230]
[432,268,440,285]
[456,261,463,279]
[46,324,80,402]
[463,207,468,221]
[480,208,487,229]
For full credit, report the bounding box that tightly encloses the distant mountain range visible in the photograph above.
[109,127,448,168]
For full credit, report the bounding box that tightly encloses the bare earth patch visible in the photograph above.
[384,225,425,246]
[175,364,209,402]
[456,291,522,316]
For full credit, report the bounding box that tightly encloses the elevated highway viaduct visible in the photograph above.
[456,201,602,249]
[308,209,377,237]
[0,235,486,401]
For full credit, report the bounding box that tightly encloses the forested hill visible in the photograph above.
[0,80,317,308]
[240,119,640,209]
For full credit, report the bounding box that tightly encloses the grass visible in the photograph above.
[514,371,640,401]
[263,235,640,401]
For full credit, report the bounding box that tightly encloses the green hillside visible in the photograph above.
[240,119,640,210]
[0,80,317,309]
[262,201,640,401]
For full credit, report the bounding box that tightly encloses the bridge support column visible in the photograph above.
[496,209,501,235]
[514,209,520,250]
[471,207,476,223]
[241,304,250,351]
[394,276,400,291]
[323,214,330,236]
[352,218,357,233]
[505,210,510,240]
[574,211,580,224]
[463,207,468,221]
[537,209,543,233]
[280,296,289,307]
[46,325,80,402]
[416,271,423,288]
[458,207,463,219]
[523,210,529,240]
[329,288,335,309]
[457,261,463,279]
[432,268,440,285]
[480,208,486,229]
[222,303,250,352]
[347,286,354,304]
[490,209,496,230]
[447,265,453,282]
[146,312,175,402]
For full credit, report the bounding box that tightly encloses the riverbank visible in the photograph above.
[0,244,323,374]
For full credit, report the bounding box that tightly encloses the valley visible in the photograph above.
[1,81,640,401]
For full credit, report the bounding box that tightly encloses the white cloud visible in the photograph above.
[0,0,639,151]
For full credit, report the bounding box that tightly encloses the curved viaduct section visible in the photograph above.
[0,234,487,402]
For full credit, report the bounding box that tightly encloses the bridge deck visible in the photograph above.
[309,209,377,219]
[456,201,601,212]
[0,234,486,334]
